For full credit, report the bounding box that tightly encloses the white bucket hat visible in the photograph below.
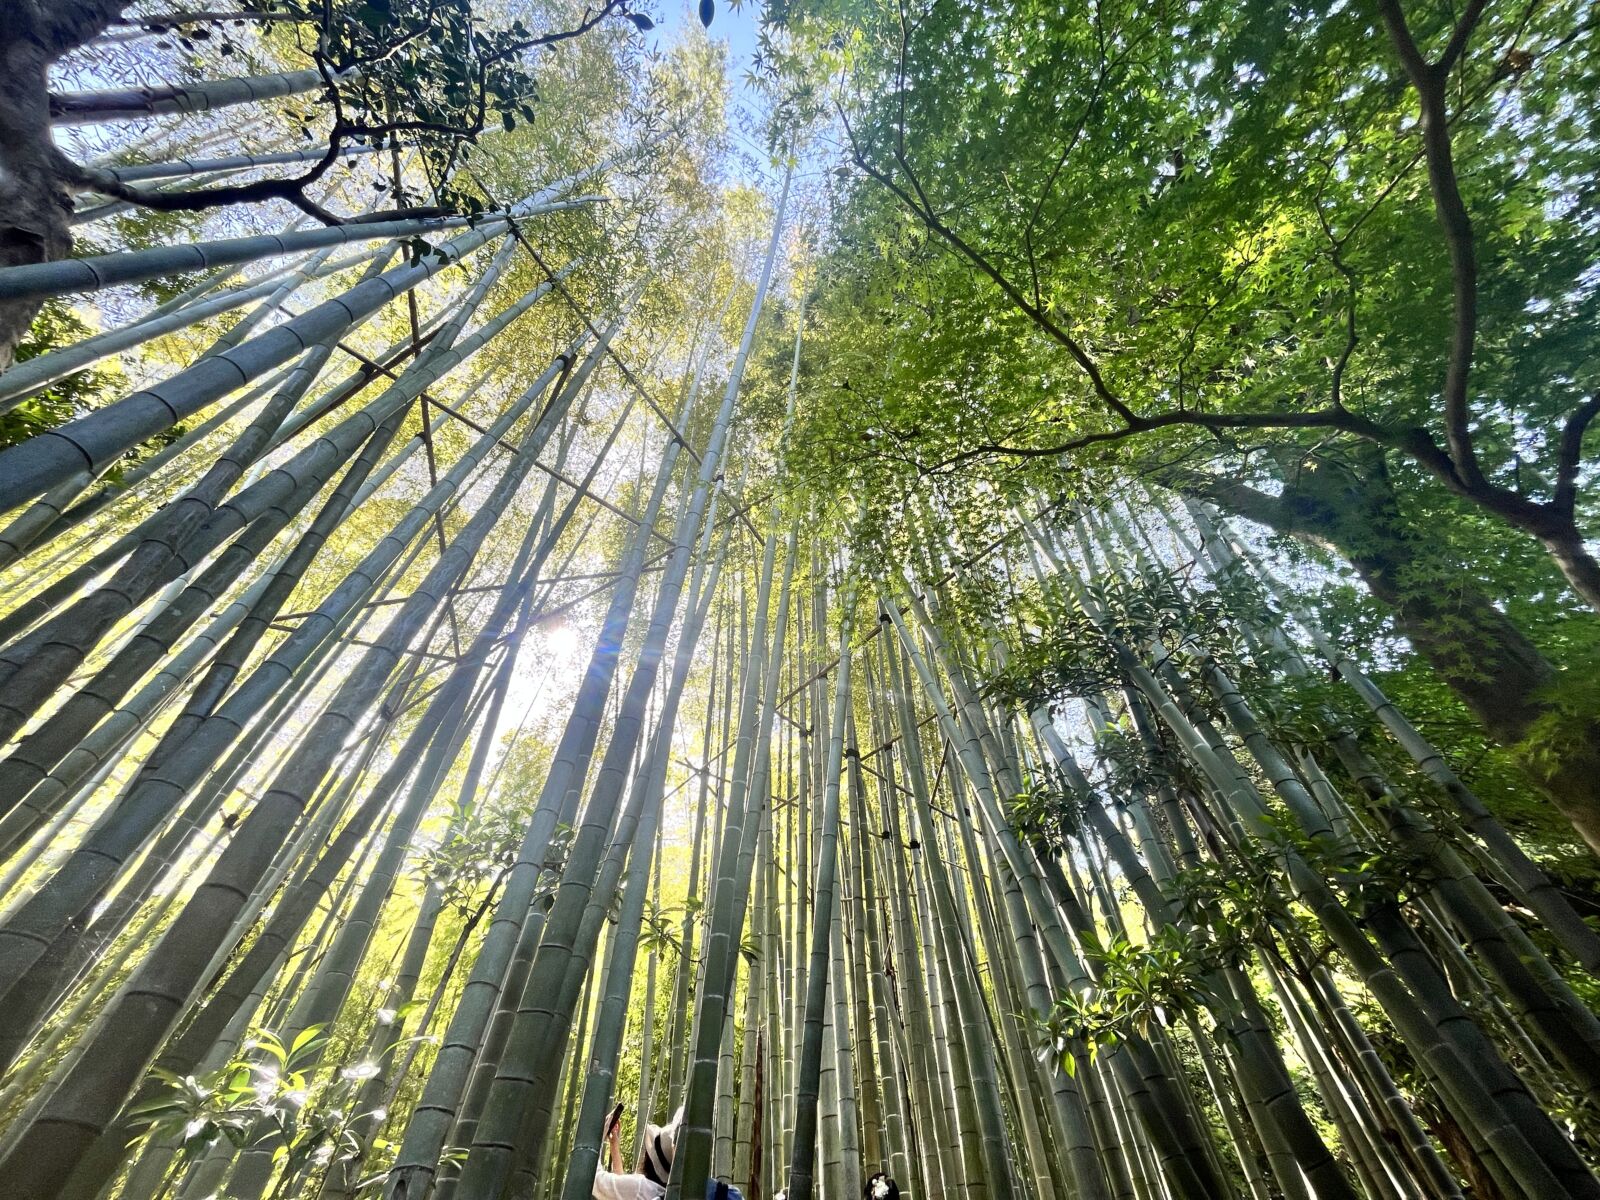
[639,1106,682,1184]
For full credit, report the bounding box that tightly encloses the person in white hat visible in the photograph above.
[593,1105,681,1200]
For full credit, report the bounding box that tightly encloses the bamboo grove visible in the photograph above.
[3,1,1600,1199]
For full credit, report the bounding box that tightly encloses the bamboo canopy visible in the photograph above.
[2,2,1599,1200]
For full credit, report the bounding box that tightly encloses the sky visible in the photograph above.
[651,0,765,99]
[646,0,787,188]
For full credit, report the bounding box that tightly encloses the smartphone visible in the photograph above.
[605,1101,625,1136]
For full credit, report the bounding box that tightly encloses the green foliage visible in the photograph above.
[1031,927,1227,1075]
[412,802,528,914]
[130,1024,332,1162]
[990,560,1270,712]
[1521,671,1600,786]
[638,897,686,958]
[756,0,1600,827]
[1087,720,1205,807]
[1006,773,1089,855]
[1167,832,1320,958]
[769,0,1598,507]
[0,302,107,453]
[1,300,185,482]
[258,0,660,212]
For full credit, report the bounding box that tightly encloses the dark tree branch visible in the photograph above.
[1439,0,1493,73]
[1554,396,1600,516]
[1020,0,1109,285]
[1310,173,1361,412]
[61,135,352,223]
[841,107,1139,429]
[1375,0,1485,492]
[485,0,630,64]
[832,0,1600,600]
[1375,0,1432,79]
[55,0,633,226]
[109,9,304,29]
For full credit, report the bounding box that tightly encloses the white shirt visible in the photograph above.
[592,1167,667,1200]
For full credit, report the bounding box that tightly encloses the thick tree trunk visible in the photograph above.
[0,2,134,366]
[1168,451,1600,853]
[0,39,71,370]
[1537,522,1600,625]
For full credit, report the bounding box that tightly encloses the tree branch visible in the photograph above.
[1554,395,1600,516]
[486,0,630,63]
[844,129,1139,429]
[1439,0,1492,73]
[836,0,1597,572]
[1375,0,1485,492]
[108,9,303,31]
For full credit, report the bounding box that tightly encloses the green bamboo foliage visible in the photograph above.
[0,325,588,1080]
[3,31,1600,1200]
[663,161,795,1200]
[0,327,614,1200]
[0,246,575,750]
[999,503,1600,1199]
